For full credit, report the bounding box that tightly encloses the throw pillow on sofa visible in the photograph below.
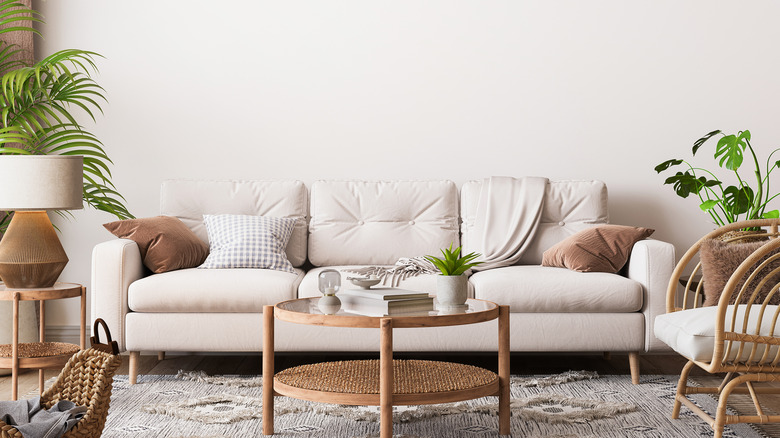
[199,214,297,273]
[699,238,780,307]
[103,216,209,273]
[541,225,654,273]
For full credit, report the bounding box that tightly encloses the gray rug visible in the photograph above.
[95,371,767,438]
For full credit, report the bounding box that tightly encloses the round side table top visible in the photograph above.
[274,297,499,328]
[0,282,82,300]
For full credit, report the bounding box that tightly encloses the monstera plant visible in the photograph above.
[655,130,780,226]
[0,1,133,232]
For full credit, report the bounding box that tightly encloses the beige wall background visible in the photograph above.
[31,0,780,327]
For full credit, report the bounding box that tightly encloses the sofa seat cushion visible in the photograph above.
[469,266,642,313]
[297,266,474,299]
[654,305,780,362]
[128,268,304,312]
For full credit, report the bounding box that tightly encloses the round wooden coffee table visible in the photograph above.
[262,298,509,437]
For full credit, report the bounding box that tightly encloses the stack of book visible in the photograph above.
[339,288,434,316]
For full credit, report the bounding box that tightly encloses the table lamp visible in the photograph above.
[0,155,83,288]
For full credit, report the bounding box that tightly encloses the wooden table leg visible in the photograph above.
[80,286,86,349]
[380,318,393,438]
[39,299,45,395]
[263,305,275,436]
[498,305,510,435]
[11,292,19,401]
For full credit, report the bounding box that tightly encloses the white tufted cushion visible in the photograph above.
[308,180,460,266]
[461,179,608,265]
[654,305,780,362]
[160,179,308,267]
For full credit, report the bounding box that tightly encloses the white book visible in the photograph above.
[339,287,430,301]
[340,294,434,316]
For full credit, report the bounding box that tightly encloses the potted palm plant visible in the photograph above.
[425,243,482,307]
[0,1,133,233]
[655,129,780,227]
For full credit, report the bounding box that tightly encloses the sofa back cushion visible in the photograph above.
[461,179,608,265]
[308,180,460,266]
[160,179,308,267]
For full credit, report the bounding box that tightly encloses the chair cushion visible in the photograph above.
[699,238,780,306]
[128,268,303,312]
[654,305,780,362]
[468,266,642,313]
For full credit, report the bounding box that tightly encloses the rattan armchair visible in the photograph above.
[656,218,780,437]
[0,348,122,438]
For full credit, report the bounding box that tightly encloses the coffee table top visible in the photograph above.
[274,297,498,328]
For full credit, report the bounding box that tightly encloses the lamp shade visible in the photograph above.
[0,155,83,211]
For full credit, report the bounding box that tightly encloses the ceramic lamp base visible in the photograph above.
[0,211,68,288]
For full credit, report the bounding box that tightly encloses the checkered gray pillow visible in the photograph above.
[199,214,297,273]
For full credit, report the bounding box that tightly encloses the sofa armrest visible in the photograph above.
[625,238,675,353]
[91,239,145,352]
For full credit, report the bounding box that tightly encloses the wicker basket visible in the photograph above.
[0,348,122,438]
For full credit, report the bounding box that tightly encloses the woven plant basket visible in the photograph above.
[0,348,122,438]
[718,229,768,243]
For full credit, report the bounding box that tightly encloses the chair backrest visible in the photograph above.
[668,218,780,368]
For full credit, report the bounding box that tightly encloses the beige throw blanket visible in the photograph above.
[468,176,548,271]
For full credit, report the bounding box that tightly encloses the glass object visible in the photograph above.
[317,269,341,314]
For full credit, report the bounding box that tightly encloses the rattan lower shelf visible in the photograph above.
[0,342,80,369]
[274,359,499,406]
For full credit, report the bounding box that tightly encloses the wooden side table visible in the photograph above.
[0,282,86,400]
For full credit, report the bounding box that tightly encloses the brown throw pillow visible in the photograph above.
[541,225,655,273]
[699,238,780,306]
[103,216,209,274]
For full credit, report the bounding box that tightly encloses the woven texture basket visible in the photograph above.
[0,348,122,438]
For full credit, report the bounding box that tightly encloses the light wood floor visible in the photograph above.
[2,353,780,436]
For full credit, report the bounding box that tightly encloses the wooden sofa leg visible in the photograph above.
[129,351,140,385]
[157,351,165,361]
[628,352,640,384]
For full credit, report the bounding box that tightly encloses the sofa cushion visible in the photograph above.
[469,265,642,313]
[297,266,474,299]
[654,305,780,362]
[200,214,296,273]
[308,180,460,266]
[461,180,608,265]
[541,225,654,273]
[159,179,308,267]
[128,268,304,312]
[103,216,209,273]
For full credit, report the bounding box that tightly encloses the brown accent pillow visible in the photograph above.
[699,238,780,306]
[541,225,655,273]
[103,216,209,274]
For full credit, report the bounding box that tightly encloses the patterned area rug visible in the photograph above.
[95,371,767,438]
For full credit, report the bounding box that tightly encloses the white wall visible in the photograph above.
[33,0,780,326]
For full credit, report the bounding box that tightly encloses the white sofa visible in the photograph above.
[91,179,675,384]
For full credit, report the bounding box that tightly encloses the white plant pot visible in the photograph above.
[318,295,341,315]
[436,275,468,307]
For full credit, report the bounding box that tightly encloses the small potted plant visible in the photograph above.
[425,243,482,307]
[655,129,780,227]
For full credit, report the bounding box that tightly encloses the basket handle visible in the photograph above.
[90,318,120,355]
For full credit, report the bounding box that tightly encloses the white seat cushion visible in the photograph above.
[128,268,304,312]
[469,266,642,313]
[655,305,780,362]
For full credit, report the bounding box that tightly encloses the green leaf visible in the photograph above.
[692,130,722,155]
[762,210,780,219]
[699,200,719,211]
[664,171,706,198]
[723,185,754,215]
[654,159,683,173]
[714,132,748,170]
